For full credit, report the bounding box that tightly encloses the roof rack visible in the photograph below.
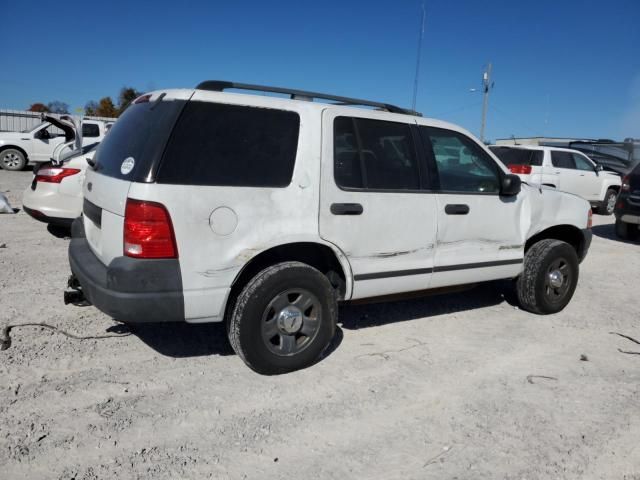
[195,80,421,116]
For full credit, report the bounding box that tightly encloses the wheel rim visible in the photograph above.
[606,193,616,214]
[2,152,21,168]
[261,288,322,356]
[545,258,571,303]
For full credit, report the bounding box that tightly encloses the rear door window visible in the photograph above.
[82,123,100,138]
[157,102,300,187]
[333,116,421,190]
[551,151,576,169]
[489,147,543,166]
[93,99,186,181]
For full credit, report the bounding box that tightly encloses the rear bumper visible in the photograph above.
[23,205,74,227]
[68,218,185,323]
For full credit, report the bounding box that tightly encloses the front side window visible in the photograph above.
[572,153,594,171]
[333,117,420,190]
[551,151,576,169]
[422,127,500,193]
[158,102,300,187]
[82,123,100,138]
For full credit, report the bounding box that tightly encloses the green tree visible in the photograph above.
[84,101,99,116]
[47,101,70,114]
[95,97,118,118]
[27,103,49,113]
[118,86,143,115]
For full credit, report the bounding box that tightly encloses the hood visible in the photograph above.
[0,131,27,142]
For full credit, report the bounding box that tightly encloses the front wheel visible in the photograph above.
[0,149,27,171]
[228,262,337,375]
[517,239,579,314]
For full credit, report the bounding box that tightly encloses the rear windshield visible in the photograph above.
[489,146,543,167]
[93,99,186,181]
[157,102,300,187]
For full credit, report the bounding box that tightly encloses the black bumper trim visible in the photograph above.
[580,228,593,262]
[68,219,185,323]
[23,205,74,227]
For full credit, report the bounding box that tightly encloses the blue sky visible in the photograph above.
[2,0,638,141]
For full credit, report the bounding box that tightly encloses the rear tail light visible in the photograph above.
[35,165,81,183]
[621,175,630,192]
[508,164,533,175]
[124,199,177,259]
[587,209,593,229]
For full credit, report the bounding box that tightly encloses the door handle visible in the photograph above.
[445,204,470,215]
[330,203,363,215]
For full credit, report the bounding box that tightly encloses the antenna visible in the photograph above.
[411,2,426,112]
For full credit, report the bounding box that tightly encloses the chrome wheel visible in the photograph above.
[0,150,26,170]
[606,193,616,214]
[545,258,571,302]
[261,289,322,356]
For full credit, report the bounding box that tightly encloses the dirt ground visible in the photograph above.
[1,169,639,480]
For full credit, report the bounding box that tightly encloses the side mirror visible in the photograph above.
[36,129,50,140]
[501,174,521,196]
[596,164,603,172]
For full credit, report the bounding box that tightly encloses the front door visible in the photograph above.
[31,124,65,162]
[319,109,438,300]
[418,126,525,289]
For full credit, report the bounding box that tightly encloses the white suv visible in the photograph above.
[0,116,110,171]
[489,145,621,215]
[66,82,593,374]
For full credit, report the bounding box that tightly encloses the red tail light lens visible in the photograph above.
[124,199,177,259]
[621,175,630,192]
[587,209,593,229]
[508,164,533,175]
[35,166,81,183]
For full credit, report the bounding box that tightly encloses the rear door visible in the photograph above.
[419,126,525,288]
[319,109,438,300]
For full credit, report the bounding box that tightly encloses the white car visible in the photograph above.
[22,144,98,227]
[66,81,592,374]
[0,116,110,171]
[489,145,621,214]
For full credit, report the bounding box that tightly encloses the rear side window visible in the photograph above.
[158,102,300,187]
[551,151,576,169]
[94,99,186,181]
[333,116,420,190]
[82,123,100,138]
[489,147,543,167]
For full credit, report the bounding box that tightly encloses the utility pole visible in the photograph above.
[411,2,426,112]
[480,62,492,143]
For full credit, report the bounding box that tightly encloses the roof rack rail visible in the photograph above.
[195,80,421,116]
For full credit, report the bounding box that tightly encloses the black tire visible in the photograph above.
[0,148,27,171]
[597,188,617,215]
[615,218,639,241]
[517,239,579,314]
[228,261,337,375]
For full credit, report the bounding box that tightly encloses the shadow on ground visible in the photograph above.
[129,281,515,358]
[592,223,639,245]
[47,224,71,239]
[339,280,516,330]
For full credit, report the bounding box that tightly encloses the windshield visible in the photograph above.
[21,122,46,134]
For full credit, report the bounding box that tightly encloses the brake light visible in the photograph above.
[35,166,81,183]
[587,209,593,229]
[124,199,177,259]
[621,175,630,192]
[508,164,533,175]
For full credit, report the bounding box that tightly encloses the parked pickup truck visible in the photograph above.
[489,145,621,215]
[0,116,111,170]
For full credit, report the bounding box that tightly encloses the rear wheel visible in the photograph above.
[0,149,27,171]
[228,261,337,375]
[615,218,639,241]
[517,239,579,314]
[598,188,617,215]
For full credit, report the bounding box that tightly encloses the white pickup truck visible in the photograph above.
[0,116,111,170]
[489,145,622,215]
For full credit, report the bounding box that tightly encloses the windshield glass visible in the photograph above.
[21,122,46,134]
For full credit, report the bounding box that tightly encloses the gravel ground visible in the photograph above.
[1,170,639,480]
